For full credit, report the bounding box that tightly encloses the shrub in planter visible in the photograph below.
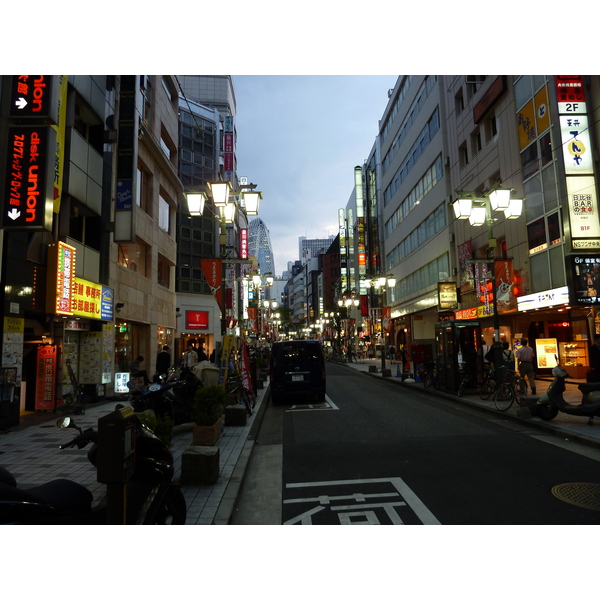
[192,385,227,426]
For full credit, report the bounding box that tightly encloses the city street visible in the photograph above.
[234,361,600,525]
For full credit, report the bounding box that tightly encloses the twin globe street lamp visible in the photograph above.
[186,181,263,341]
[452,187,524,382]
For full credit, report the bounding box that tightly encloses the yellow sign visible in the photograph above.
[534,86,550,134]
[73,277,103,319]
[516,100,536,150]
[4,316,24,333]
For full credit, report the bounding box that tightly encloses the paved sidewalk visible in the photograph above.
[340,357,600,448]
[0,383,268,525]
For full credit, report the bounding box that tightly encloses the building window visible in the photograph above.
[136,163,151,214]
[471,129,482,155]
[118,240,149,275]
[159,193,172,234]
[161,77,175,103]
[455,89,464,114]
[459,142,469,169]
[157,253,171,288]
[141,76,152,125]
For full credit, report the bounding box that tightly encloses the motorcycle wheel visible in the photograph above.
[154,486,187,525]
[536,403,558,421]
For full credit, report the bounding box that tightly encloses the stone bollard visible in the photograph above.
[225,404,248,426]
[180,443,220,485]
[382,368,392,377]
[368,365,378,373]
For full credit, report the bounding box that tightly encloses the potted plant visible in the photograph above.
[192,385,227,446]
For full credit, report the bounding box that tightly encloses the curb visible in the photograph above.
[212,384,271,524]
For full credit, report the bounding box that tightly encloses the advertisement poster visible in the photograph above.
[535,338,559,369]
[35,344,57,411]
[495,259,517,313]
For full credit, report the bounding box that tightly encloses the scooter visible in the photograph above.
[537,365,600,425]
[0,407,187,524]
[129,373,202,426]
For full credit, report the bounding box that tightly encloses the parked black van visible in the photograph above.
[270,340,326,404]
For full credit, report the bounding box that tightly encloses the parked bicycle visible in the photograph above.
[226,376,256,416]
[421,361,438,389]
[493,367,528,411]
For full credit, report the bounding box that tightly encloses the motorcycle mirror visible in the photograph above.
[56,416,83,433]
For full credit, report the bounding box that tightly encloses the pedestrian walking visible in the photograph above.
[181,342,198,376]
[388,344,396,364]
[155,345,171,380]
[516,338,536,395]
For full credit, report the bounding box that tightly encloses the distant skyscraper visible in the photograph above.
[299,235,335,262]
[249,218,275,275]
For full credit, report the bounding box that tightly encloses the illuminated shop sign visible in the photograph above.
[566,256,600,305]
[555,76,586,113]
[46,241,76,315]
[560,115,593,175]
[517,286,569,311]
[9,75,58,122]
[3,126,55,230]
[240,228,248,259]
[186,311,209,330]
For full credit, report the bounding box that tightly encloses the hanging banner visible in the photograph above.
[495,259,517,314]
[241,341,255,395]
[35,344,57,411]
[247,306,258,333]
[382,307,392,332]
[218,335,235,386]
[51,75,68,213]
[200,258,223,310]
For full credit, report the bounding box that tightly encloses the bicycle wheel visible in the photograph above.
[424,370,432,388]
[514,378,528,406]
[494,382,515,411]
[479,378,496,401]
[457,375,468,397]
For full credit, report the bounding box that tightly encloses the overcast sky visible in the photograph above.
[234,75,399,276]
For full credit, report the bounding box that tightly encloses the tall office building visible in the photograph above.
[248,218,275,276]
[299,235,335,262]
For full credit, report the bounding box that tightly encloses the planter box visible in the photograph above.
[181,443,220,485]
[192,417,223,446]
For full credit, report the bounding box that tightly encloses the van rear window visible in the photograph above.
[275,344,321,364]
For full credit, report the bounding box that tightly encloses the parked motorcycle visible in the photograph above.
[129,373,202,426]
[537,365,600,425]
[0,407,186,524]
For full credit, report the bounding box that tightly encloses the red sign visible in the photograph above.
[224,133,234,153]
[10,75,53,118]
[555,76,586,104]
[224,153,234,171]
[35,345,57,411]
[186,311,209,329]
[240,228,248,259]
[200,259,223,310]
[3,127,52,229]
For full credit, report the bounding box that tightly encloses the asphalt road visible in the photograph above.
[233,362,600,525]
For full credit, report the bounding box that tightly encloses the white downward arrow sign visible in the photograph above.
[7,208,21,220]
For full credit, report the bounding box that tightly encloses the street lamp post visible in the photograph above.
[452,187,524,383]
[363,275,396,372]
[186,180,262,354]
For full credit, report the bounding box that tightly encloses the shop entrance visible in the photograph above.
[434,320,483,393]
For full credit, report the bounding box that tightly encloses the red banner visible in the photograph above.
[382,307,392,332]
[247,306,258,333]
[495,259,517,313]
[241,341,255,395]
[200,259,223,310]
[35,344,57,411]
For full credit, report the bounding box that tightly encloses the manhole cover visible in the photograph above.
[552,483,600,511]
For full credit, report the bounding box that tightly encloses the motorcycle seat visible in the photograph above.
[578,381,600,393]
[0,478,93,512]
